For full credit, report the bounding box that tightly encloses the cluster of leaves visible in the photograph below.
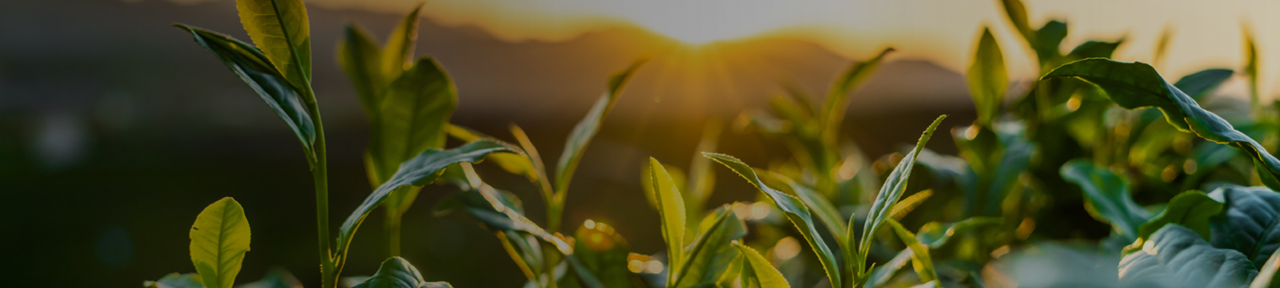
[154,0,1280,287]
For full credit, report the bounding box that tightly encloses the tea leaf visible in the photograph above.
[764,173,847,241]
[1033,20,1067,65]
[1210,185,1280,267]
[735,243,791,288]
[444,124,539,181]
[369,58,456,183]
[554,60,645,195]
[857,115,946,277]
[1060,159,1150,240]
[674,208,747,288]
[648,157,687,285]
[381,4,423,81]
[571,220,636,288]
[705,153,841,288]
[1043,59,1280,191]
[1174,69,1233,101]
[1138,190,1221,241]
[968,27,1006,126]
[335,140,521,263]
[886,219,937,282]
[822,48,894,144]
[175,25,315,153]
[351,257,452,288]
[998,0,1034,45]
[234,0,311,88]
[338,23,384,115]
[916,217,1002,248]
[1119,225,1256,287]
[189,197,251,288]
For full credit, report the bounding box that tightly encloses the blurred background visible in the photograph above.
[2,0,1278,286]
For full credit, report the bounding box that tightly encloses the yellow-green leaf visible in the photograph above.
[235,0,311,88]
[338,23,384,115]
[735,243,791,288]
[189,197,251,288]
[381,4,424,81]
[649,157,687,286]
[554,59,645,195]
[886,219,937,283]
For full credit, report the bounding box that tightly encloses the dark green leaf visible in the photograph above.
[572,220,638,288]
[762,172,846,241]
[369,57,457,183]
[335,140,521,263]
[352,257,452,288]
[234,0,311,88]
[1033,20,1067,65]
[1060,159,1150,240]
[968,28,1007,126]
[1210,185,1280,267]
[1119,225,1256,288]
[1064,40,1122,61]
[554,60,645,195]
[235,267,302,288]
[176,25,314,152]
[1044,59,1280,191]
[704,153,841,288]
[190,197,251,288]
[1174,69,1233,101]
[674,208,747,288]
[998,0,1034,45]
[1138,190,1222,241]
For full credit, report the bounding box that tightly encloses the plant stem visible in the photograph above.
[302,86,336,288]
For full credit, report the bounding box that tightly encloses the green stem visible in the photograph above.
[302,86,336,288]
[386,208,402,256]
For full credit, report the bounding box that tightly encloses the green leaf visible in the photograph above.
[1252,249,1280,288]
[968,28,1007,126]
[190,197,251,288]
[822,48,894,144]
[886,219,937,283]
[1043,59,1280,191]
[1060,159,1151,240]
[1138,190,1222,241]
[1210,185,1280,267]
[1154,25,1172,67]
[1064,40,1122,61]
[445,124,539,182]
[674,208,747,288]
[235,0,311,88]
[335,140,521,263]
[857,115,946,277]
[175,25,314,152]
[352,257,452,288]
[1244,26,1260,112]
[1119,225,1256,288]
[648,157,687,286]
[916,217,1002,248]
[554,60,645,195]
[890,189,933,220]
[1032,20,1067,65]
[369,57,457,183]
[145,273,203,288]
[735,243,791,288]
[704,153,841,288]
[1174,69,1233,101]
[338,23,384,115]
[762,172,847,242]
[998,0,1035,46]
[381,4,423,81]
[865,249,913,288]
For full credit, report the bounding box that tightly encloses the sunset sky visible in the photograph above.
[270,0,1280,91]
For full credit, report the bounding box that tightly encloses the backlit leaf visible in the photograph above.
[674,208,747,288]
[821,48,894,145]
[857,115,946,278]
[735,243,791,288]
[705,153,841,288]
[234,0,311,88]
[380,4,423,81]
[190,197,251,288]
[555,60,645,195]
[649,157,687,286]
[886,219,937,282]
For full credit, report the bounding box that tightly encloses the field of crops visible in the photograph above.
[8,0,1280,287]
